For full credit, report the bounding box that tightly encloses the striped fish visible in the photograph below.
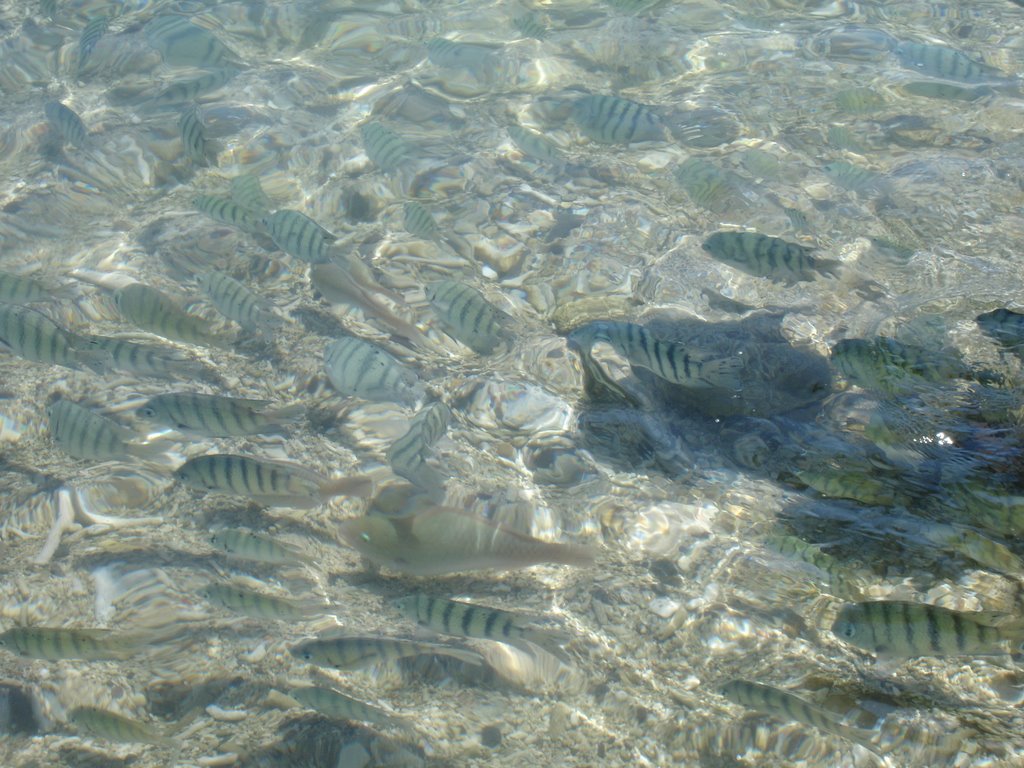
[336,506,596,576]
[113,283,231,349]
[394,594,569,657]
[386,401,450,489]
[822,160,886,194]
[179,104,210,165]
[229,173,271,214]
[144,14,239,69]
[323,336,425,407]
[426,38,498,69]
[262,210,335,263]
[208,528,313,565]
[764,534,862,600]
[702,231,841,284]
[200,582,317,620]
[721,681,881,758]
[0,627,139,661]
[47,399,161,461]
[193,195,266,235]
[0,271,65,304]
[136,392,303,438]
[512,12,548,40]
[150,68,238,107]
[566,320,743,390]
[360,121,413,173]
[291,686,410,730]
[174,453,373,508]
[570,94,665,144]
[196,270,280,337]
[69,707,173,746]
[832,600,1024,658]
[674,158,743,215]
[44,101,87,148]
[84,335,206,379]
[76,16,109,75]
[290,634,482,670]
[425,279,512,355]
[895,40,1000,83]
[0,303,105,372]
[507,125,565,167]
[402,201,440,241]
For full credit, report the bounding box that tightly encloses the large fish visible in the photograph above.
[336,507,595,576]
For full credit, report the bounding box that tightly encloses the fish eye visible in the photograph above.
[138,407,157,418]
[838,621,857,639]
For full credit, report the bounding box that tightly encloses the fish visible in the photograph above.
[977,308,1024,353]
[901,81,989,102]
[426,38,499,69]
[566,320,743,390]
[834,87,885,114]
[512,12,548,40]
[76,16,109,75]
[336,506,595,576]
[200,582,318,620]
[0,627,140,661]
[764,534,863,599]
[507,125,565,167]
[702,232,841,283]
[310,263,431,348]
[174,454,374,508]
[425,280,512,355]
[46,399,161,461]
[948,483,1024,537]
[44,101,87,148]
[150,68,238,107]
[137,392,303,438]
[179,104,210,165]
[402,201,441,241]
[386,401,450,489]
[895,40,1001,83]
[792,466,909,507]
[84,335,206,379]
[262,210,335,264]
[920,524,1024,576]
[394,594,570,657]
[196,270,281,337]
[822,160,887,194]
[0,271,68,304]
[323,336,425,407]
[229,173,271,214]
[360,121,413,173]
[831,600,1024,658]
[0,303,106,372]
[290,686,410,730]
[721,680,882,758]
[289,634,483,670]
[113,283,232,349]
[571,94,665,144]
[674,158,744,215]
[193,195,267,235]
[830,337,970,394]
[145,14,239,69]
[208,528,313,565]
[68,706,174,746]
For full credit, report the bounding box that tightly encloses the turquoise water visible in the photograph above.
[1,0,1024,765]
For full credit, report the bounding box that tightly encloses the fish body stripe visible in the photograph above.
[572,95,663,144]
[360,122,412,172]
[194,196,264,234]
[264,210,333,263]
[44,101,87,147]
[77,16,109,73]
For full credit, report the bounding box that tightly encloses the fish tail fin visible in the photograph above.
[126,440,168,460]
[517,627,573,662]
[838,724,886,760]
[700,357,744,390]
[319,474,376,500]
[263,402,307,427]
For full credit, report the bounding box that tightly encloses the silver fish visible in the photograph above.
[175,453,373,508]
[895,40,1001,83]
[291,686,410,730]
[145,14,239,69]
[0,303,104,372]
[507,125,565,168]
[137,392,303,438]
[360,121,413,173]
[47,399,160,461]
[208,528,313,565]
[69,706,174,746]
[426,38,499,69]
[196,270,280,337]
[200,582,317,620]
[386,401,450,489]
[193,195,267,235]
[567,320,743,390]
[0,627,139,661]
[702,231,841,283]
[114,283,232,349]
[425,280,512,355]
[84,335,206,379]
[76,16,109,75]
[0,271,69,304]
[150,68,238,107]
[336,506,595,576]
[229,173,271,214]
[323,336,425,407]
[262,210,335,264]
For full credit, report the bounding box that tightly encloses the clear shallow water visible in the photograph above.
[1,0,1024,765]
